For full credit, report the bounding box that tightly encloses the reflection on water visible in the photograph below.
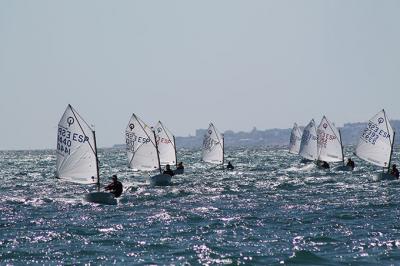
[1,146,400,264]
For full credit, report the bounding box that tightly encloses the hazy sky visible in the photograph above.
[1,0,400,150]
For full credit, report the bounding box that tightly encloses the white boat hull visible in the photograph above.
[173,168,184,175]
[150,174,172,186]
[85,192,118,205]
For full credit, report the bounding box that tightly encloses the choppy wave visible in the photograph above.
[1,146,400,264]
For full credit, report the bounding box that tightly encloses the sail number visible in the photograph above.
[57,127,89,155]
[203,136,217,151]
[125,132,151,151]
[317,131,336,148]
[360,121,390,145]
[301,130,317,145]
[157,137,171,144]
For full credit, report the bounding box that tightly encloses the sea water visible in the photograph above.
[1,146,400,265]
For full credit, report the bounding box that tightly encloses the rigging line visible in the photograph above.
[133,114,159,149]
[69,105,97,160]
[320,117,344,160]
[383,109,394,148]
[296,127,302,138]
[211,123,224,152]
[324,117,341,145]
[383,109,395,171]
[158,121,176,152]
[127,142,146,167]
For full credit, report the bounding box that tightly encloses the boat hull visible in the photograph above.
[150,174,172,186]
[85,192,118,205]
[173,168,184,175]
[300,158,313,164]
[334,165,354,171]
[374,172,398,181]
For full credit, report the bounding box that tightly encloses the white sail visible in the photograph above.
[56,104,98,184]
[355,109,394,168]
[202,123,224,164]
[125,114,160,171]
[317,116,343,162]
[155,121,176,166]
[299,119,318,161]
[289,123,302,154]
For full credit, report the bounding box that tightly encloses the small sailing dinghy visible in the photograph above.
[355,109,396,180]
[316,116,349,170]
[155,121,183,175]
[126,114,172,186]
[299,119,318,163]
[202,123,224,167]
[56,104,117,205]
[289,123,302,155]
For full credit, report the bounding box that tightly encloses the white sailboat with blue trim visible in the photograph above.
[202,123,224,166]
[355,109,395,179]
[125,114,172,186]
[299,119,318,163]
[56,104,117,205]
[289,122,302,155]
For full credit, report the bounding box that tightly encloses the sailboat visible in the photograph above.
[202,123,224,166]
[56,104,117,205]
[355,109,395,179]
[289,123,302,155]
[154,121,183,174]
[316,116,348,170]
[299,119,318,163]
[125,114,172,186]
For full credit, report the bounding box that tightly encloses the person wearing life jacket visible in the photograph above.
[176,162,184,170]
[390,164,399,179]
[104,175,123,198]
[346,158,355,170]
[227,161,234,170]
[163,164,175,176]
[317,160,330,169]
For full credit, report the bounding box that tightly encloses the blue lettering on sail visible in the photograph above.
[301,130,316,145]
[203,135,217,151]
[125,132,151,152]
[289,133,296,146]
[57,126,90,155]
[360,121,390,145]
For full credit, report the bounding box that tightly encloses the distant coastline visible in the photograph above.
[113,120,400,149]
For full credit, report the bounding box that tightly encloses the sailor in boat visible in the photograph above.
[346,158,355,170]
[390,164,399,179]
[104,175,123,198]
[227,161,234,170]
[163,164,175,176]
[317,160,330,169]
[176,162,184,171]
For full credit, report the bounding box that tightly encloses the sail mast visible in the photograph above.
[92,130,100,191]
[158,121,177,166]
[153,129,162,174]
[339,129,345,166]
[173,135,177,166]
[388,131,395,173]
[222,134,225,166]
[383,109,395,173]
[212,123,224,165]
